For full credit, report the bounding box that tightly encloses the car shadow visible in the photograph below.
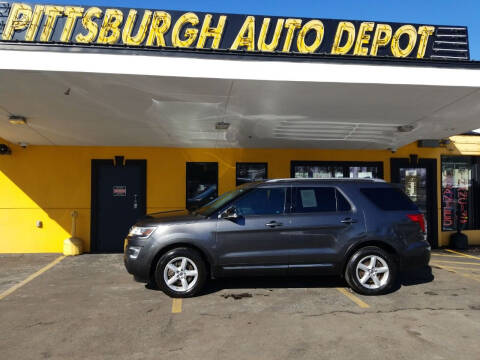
[145,266,434,296]
[399,266,435,286]
[200,275,348,296]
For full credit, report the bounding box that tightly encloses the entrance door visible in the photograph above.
[391,157,438,248]
[91,158,146,252]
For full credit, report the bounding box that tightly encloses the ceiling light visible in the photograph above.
[215,121,230,130]
[8,115,27,125]
[397,125,414,133]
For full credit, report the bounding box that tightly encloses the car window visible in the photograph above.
[336,190,352,211]
[360,187,418,211]
[293,187,351,213]
[231,187,286,216]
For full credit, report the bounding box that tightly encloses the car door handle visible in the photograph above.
[266,221,283,228]
[341,217,357,224]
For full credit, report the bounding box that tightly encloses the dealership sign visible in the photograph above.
[0,2,470,61]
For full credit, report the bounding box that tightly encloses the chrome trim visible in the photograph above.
[223,265,288,270]
[289,263,334,268]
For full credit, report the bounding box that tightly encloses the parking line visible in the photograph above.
[432,260,480,266]
[430,263,480,271]
[445,249,480,261]
[0,255,65,301]
[431,263,480,283]
[336,288,370,308]
[171,298,182,313]
[431,253,466,258]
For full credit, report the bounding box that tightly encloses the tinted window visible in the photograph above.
[293,187,351,213]
[361,187,418,211]
[232,187,286,216]
[336,190,351,211]
[293,187,332,213]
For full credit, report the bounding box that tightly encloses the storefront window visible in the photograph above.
[236,163,268,185]
[186,162,218,211]
[292,162,383,180]
[349,166,379,179]
[441,156,478,231]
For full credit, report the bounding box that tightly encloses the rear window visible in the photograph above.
[360,187,418,211]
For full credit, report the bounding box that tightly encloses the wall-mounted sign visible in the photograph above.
[0,2,470,61]
[113,185,126,197]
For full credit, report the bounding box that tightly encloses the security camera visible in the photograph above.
[388,148,397,154]
[18,142,28,149]
[0,144,11,155]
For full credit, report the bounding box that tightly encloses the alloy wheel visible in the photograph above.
[163,257,199,292]
[355,255,390,289]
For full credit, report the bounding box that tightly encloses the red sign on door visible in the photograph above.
[113,186,127,197]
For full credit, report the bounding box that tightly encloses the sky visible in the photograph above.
[34,0,480,60]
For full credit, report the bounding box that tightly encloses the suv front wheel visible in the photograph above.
[155,247,207,298]
[345,246,397,295]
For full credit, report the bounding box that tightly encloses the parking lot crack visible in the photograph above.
[24,321,56,329]
[304,307,466,317]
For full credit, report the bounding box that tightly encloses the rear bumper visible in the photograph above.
[399,241,431,270]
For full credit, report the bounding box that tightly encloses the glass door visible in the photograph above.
[399,168,427,214]
[391,158,438,248]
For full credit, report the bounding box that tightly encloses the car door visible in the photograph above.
[288,185,365,274]
[215,185,291,276]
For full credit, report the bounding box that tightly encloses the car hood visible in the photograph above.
[137,209,205,226]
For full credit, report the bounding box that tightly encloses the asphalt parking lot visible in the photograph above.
[1,249,479,360]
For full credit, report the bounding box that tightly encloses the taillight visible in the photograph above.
[407,214,425,233]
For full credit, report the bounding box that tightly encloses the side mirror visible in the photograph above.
[220,206,239,220]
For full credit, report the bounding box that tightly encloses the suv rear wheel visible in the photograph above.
[155,247,207,298]
[345,246,396,295]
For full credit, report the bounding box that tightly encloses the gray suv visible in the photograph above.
[124,179,430,297]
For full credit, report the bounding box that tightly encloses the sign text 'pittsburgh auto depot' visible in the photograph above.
[0,2,470,61]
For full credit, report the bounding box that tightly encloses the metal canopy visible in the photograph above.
[1,49,480,149]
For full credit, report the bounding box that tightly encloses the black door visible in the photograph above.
[391,157,438,248]
[91,158,146,253]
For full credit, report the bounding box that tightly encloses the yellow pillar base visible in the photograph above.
[63,237,83,256]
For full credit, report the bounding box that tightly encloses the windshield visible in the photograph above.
[193,183,255,217]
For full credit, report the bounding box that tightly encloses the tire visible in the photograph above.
[155,247,207,298]
[345,246,397,296]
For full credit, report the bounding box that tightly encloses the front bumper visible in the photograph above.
[124,237,153,283]
[399,241,431,270]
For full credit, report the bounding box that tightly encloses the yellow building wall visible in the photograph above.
[0,135,479,253]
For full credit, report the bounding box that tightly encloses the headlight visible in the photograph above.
[128,226,156,238]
